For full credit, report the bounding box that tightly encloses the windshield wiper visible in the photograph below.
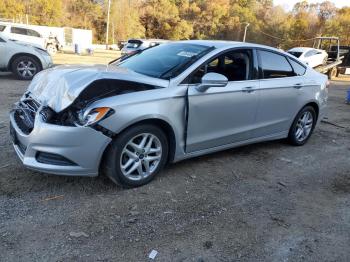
[160,46,215,79]
[108,43,161,65]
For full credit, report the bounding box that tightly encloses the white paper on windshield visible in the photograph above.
[177,51,198,57]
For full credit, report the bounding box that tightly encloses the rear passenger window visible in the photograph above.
[259,50,294,79]
[0,25,5,32]
[27,29,41,37]
[11,27,28,35]
[289,58,306,76]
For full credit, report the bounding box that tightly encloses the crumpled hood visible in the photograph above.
[27,64,168,112]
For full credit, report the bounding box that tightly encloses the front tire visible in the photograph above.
[103,124,168,187]
[11,56,41,80]
[288,106,316,146]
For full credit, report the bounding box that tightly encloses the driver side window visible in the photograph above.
[189,49,253,84]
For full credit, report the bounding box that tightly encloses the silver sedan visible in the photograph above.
[10,40,328,187]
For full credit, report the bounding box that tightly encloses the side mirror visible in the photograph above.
[196,72,228,92]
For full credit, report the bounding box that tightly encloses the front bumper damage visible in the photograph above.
[9,102,112,177]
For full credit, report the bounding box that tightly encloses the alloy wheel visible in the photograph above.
[17,60,37,78]
[295,111,314,142]
[120,133,162,181]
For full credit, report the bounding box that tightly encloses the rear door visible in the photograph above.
[254,49,306,138]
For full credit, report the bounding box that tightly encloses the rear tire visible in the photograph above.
[288,106,316,146]
[11,56,41,80]
[103,124,168,187]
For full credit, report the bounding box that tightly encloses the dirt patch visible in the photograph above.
[0,78,350,261]
[332,173,350,194]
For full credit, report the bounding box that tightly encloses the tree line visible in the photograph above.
[1,0,349,49]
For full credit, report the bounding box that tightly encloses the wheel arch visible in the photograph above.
[102,117,177,167]
[7,53,43,71]
[303,101,319,121]
[288,100,320,133]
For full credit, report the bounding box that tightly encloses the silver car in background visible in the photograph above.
[10,41,328,187]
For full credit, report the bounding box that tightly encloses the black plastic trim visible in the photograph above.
[91,124,115,138]
[36,152,78,166]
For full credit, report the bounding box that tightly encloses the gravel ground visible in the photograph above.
[0,73,349,262]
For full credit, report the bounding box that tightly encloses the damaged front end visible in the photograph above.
[16,64,168,131]
[9,64,169,176]
[13,78,161,134]
[39,79,157,128]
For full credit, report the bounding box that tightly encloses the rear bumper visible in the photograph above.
[10,111,111,177]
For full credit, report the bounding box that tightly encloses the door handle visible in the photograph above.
[242,86,255,93]
[293,83,304,89]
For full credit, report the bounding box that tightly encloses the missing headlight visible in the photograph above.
[42,107,79,126]
[40,106,55,122]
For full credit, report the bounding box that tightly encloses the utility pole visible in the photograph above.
[243,22,250,42]
[106,0,111,50]
[112,21,115,45]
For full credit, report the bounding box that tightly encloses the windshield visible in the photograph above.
[115,43,214,79]
[288,51,303,58]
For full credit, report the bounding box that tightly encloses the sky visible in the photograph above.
[274,0,350,10]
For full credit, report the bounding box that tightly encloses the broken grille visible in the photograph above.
[13,97,41,135]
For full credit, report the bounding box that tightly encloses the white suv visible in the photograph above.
[0,23,46,49]
[0,34,52,80]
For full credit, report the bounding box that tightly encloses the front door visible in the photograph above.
[186,49,259,153]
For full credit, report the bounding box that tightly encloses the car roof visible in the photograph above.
[128,38,168,43]
[175,40,285,52]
